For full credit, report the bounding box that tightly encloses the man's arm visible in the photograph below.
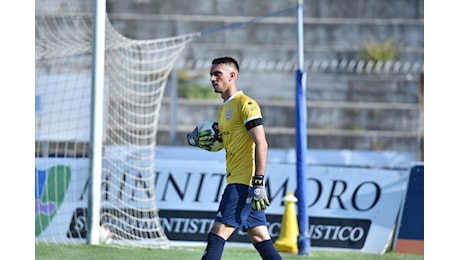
[248,124,270,212]
[248,124,268,177]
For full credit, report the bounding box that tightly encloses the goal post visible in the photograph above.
[35,0,198,247]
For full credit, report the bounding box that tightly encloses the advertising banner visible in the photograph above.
[35,157,409,253]
[393,164,424,255]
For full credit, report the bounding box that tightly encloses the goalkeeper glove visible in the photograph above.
[197,130,214,151]
[248,175,270,212]
[187,129,214,151]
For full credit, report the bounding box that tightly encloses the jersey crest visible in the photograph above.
[225,108,232,120]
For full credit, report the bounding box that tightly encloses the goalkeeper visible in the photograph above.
[198,57,282,260]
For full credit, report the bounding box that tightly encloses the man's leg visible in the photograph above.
[201,221,235,260]
[253,239,282,260]
[201,184,243,259]
[247,226,282,260]
[201,232,226,260]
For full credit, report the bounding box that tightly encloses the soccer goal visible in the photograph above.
[35,0,197,247]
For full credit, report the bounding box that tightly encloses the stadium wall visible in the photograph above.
[104,0,424,154]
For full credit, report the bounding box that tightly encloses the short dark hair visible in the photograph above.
[211,57,239,72]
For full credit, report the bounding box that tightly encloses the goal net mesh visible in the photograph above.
[35,0,197,247]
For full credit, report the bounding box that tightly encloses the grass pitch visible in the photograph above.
[35,243,423,260]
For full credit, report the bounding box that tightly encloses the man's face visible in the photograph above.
[210,64,231,93]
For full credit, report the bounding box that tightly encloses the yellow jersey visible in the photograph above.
[217,91,263,185]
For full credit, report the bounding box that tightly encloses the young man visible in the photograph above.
[193,57,282,260]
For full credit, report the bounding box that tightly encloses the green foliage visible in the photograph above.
[176,69,218,99]
[349,125,362,131]
[178,83,217,99]
[359,37,400,62]
[370,109,380,118]
[177,68,192,82]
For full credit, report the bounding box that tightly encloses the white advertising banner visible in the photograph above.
[154,159,409,253]
[35,157,409,253]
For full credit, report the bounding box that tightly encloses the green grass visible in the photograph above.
[35,243,423,260]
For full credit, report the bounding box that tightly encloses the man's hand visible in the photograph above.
[187,128,214,151]
[197,130,214,150]
[249,176,270,212]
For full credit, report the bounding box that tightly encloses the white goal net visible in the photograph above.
[35,0,197,247]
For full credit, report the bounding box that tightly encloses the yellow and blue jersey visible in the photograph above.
[217,91,263,185]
